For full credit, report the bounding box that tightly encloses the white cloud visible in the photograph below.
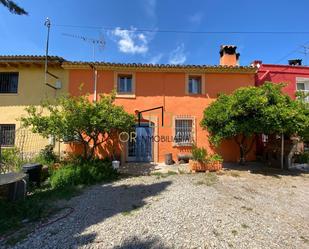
[169,44,187,65]
[111,27,149,54]
[148,53,163,64]
[189,12,204,24]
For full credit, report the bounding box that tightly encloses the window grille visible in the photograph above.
[0,72,18,93]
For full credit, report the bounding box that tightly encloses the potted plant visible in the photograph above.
[189,146,208,172]
[189,146,223,172]
[207,153,223,171]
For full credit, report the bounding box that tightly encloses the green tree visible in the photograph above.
[0,0,28,15]
[21,93,135,160]
[295,90,309,142]
[201,82,309,164]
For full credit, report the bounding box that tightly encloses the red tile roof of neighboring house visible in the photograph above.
[0,55,65,63]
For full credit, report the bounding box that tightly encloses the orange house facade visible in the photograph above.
[63,46,257,163]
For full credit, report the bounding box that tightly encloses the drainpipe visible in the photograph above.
[94,69,98,102]
[90,64,98,102]
[281,133,284,169]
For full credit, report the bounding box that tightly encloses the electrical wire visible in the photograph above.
[54,24,309,35]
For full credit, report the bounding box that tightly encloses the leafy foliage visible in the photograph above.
[21,93,135,160]
[208,153,223,163]
[191,145,208,162]
[191,145,223,163]
[0,147,24,172]
[36,145,58,165]
[50,159,117,189]
[0,0,28,15]
[297,152,309,164]
[201,83,309,164]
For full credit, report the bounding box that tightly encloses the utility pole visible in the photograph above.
[62,33,105,102]
[44,18,60,90]
[44,18,51,86]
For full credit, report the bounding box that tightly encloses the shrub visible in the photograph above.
[36,145,58,165]
[191,146,208,163]
[298,152,309,164]
[0,147,24,172]
[208,153,223,163]
[50,159,117,189]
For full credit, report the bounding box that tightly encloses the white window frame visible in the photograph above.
[173,116,196,146]
[114,72,136,98]
[186,74,205,95]
[296,77,309,102]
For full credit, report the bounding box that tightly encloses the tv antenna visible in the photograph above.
[299,45,309,65]
[44,18,61,90]
[62,33,105,61]
[62,32,105,102]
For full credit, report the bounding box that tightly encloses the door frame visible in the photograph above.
[126,121,154,162]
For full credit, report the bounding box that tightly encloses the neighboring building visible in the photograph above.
[253,59,309,100]
[0,55,68,155]
[64,46,257,163]
[253,59,309,156]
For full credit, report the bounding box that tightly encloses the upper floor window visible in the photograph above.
[188,76,202,94]
[0,124,15,147]
[296,77,309,102]
[0,72,18,93]
[118,74,133,93]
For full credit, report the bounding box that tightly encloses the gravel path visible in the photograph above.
[10,169,309,249]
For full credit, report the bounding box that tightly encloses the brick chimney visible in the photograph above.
[288,59,302,66]
[251,60,262,68]
[219,45,240,66]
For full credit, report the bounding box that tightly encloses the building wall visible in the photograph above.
[68,69,256,162]
[256,64,309,98]
[0,66,69,154]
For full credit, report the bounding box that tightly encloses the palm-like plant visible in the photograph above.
[0,0,28,15]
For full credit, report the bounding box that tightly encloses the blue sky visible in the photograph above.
[1,0,309,66]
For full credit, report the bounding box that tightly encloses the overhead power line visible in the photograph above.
[54,24,309,35]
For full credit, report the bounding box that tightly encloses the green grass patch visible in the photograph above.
[50,159,118,189]
[230,172,241,177]
[300,236,309,244]
[241,223,249,229]
[0,158,118,241]
[121,204,141,216]
[151,171,178,179]
[0,184,79,237]
[241,206,253,211]
[194,172,218,186]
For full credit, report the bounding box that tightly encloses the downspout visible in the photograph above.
[281,133,284,169]
[94,69,98,102]
[90,64,98,102]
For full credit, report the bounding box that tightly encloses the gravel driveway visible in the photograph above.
[10,168,309,249]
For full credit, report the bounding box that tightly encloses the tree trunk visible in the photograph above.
[239,143,246,165]
[83,143,88,160]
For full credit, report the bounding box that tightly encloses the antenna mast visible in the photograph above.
[299,45,309,66]
[62,33,105,101]
[44,18,60,90]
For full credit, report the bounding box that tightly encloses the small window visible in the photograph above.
[297,83,305,91]
[0,72,18,93]
[0,124,15,147]
[188,76,202,94]
[174,119,194,145]
[118,74,133,93]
